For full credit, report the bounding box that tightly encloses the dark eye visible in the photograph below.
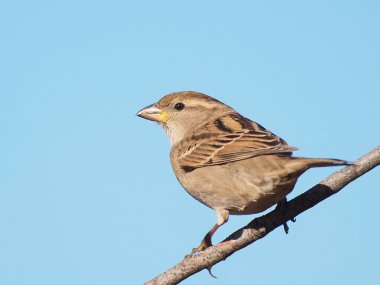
[174,102,185,111]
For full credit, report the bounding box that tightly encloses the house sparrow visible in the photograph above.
[137,91,349,252]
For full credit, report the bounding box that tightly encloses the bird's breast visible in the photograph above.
[171,155,299,215]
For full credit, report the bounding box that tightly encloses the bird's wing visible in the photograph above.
[177,113,297,171]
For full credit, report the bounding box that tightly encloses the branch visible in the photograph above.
[145,145,380,285]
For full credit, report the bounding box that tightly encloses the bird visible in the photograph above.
[137,91,349,253]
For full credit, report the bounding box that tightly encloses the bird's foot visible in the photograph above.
[192,239,212,254]
[282,217,296,234]
[277,198,297,234]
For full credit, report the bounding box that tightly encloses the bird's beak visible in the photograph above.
[136,104,171,123]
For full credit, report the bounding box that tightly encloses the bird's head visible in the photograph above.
[137,91,233,145]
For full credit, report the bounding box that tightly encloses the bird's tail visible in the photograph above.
[296,157,352,169]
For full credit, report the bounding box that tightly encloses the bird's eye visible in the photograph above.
[174,102,185,111]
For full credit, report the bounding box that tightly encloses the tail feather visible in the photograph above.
[297,157,351,168]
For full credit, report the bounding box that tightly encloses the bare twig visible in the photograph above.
[145,145,380,285]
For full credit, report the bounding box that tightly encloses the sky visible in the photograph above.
[0,1,379,284]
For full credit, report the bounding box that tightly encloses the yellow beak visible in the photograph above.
[136,104,171,123]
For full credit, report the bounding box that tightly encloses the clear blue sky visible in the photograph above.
[1,1,379,284]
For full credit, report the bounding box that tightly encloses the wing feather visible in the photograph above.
[176,113,297,170]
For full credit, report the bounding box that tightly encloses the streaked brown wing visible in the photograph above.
[177,113,297,170]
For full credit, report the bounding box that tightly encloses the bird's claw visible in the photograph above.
[283,222,290,234]
[283,217,296,234]
[207,266,217,278]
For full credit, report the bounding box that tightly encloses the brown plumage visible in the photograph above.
[137,91,349,252]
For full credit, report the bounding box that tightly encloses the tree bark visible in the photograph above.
[145,145,380,285]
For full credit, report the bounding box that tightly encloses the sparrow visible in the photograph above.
[137,91,349,253]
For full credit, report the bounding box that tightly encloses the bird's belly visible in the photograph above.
[178,156,297,215]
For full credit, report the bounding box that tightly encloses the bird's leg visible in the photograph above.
[192,224,220,253]
[276,198,296,234]
[192,209,229,254]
